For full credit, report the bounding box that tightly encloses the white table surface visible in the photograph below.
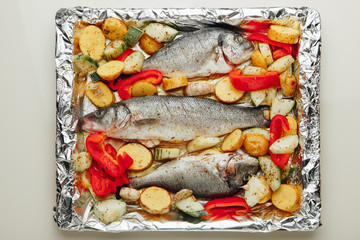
[1,0,360,239]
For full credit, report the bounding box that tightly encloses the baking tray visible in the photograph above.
[54,6,321,232]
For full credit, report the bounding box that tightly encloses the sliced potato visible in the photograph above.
[272,16,301,31]
[242,127,270,140]
[258,43,274,66]
[197,148,222,156]
[79,25,106,61]
[281,73,297,97]
[102,18,128,40]
[139,33,163,55]
[117,143,153,171]
[162,76,188,91]
[258,190,272,204]
[173,189,193,203]
[221,129,244,152]
[97,61,125,81]
[123,51,145,74]
[271,184,301,212]
[85,81,115,108]
[251,49,267,70]
[215,77,244,103]
[131,81,158,97]
[268,25,300,44]
[139,187,172,214]
[243,65,267,76]
[243,133,269,157]
[244,176,271,207]
[187,137,221,153]
[285,116,298,136]
[268,55,295,74]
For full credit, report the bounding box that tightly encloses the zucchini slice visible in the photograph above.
[244,176,271,207]
[258,156,281,191]
[72,55,98,74]
[104,40,128,60]
[250,89,267,107]
[243,127,270,140]
[174,196,206,218]
[88,70,102,81]
[123,26,144,47]
[269,135,299,154]
[270,98,295,119]
[154,148,180,161]
[144,23,178,43]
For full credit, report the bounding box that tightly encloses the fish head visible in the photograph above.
[220,33,254,65]
[80,103,130,134]
[225,154,259,188]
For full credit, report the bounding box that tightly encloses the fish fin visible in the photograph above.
[133,118,159,126]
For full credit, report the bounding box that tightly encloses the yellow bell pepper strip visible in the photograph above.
[270,114,292,167]
[202,197,251,221]
[229,69,280,91]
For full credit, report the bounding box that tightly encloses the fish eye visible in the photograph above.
[236,35,243,43]
[243,174,250,182]
[94,110,105,119]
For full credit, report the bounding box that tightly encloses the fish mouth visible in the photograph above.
[79,116,94,132]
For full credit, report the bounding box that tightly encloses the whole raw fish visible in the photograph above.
[80,96,269,141]
[129,152,259,198]
[142,28,254,78]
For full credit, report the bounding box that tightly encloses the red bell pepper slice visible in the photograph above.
[202,197,251,221]
[229,69,280,91]
[247,33,293,56]
[86,133,125,177]
[269,115,292,167]
[272,48,289,60]
[240,20,272,33]
[88,166,114,196]
[115,49,135,62]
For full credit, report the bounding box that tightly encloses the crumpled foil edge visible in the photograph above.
[54,6,321,232]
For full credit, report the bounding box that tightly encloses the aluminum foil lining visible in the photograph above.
[54,6,321,232]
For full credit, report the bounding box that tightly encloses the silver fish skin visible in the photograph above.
[142,28,254,79]
[80,96,269,141]
[129,153,259,198]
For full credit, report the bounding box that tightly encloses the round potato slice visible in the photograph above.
[85,81,115,108]
[117,143,153,171]
[131,81,158,97]
[243,133,269,157]
[221,129,244,152]
[215,77,245,103]
[79,25,106,61]
[97,61,125,81]
[139,187,172,215]
[102,18,128,40]
[268,25,300,44]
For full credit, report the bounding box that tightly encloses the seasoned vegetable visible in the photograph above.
[269,135,299,154]
[258,156,281,191]
[123,51,145,74]
[123,26,144,46]
[131,81,158,97]
[185,82,214,96]
[281,73,297,97]
[102,18,128,40]
[271,184,301,212]
[242,127,270,140]
[144,23,178,43]
[187,137,221,153]
[85,81,115,108]
[267,25,300,44]
[243,65,267,76]
[221,129,244,152]
[251,49,267,69]
[154,148,180,161]
[244,176,272,207]
[117,143,153,171]
[258,42,274,66]
[243,133,269,156]
[88,70,102,81]
[173,189,193,202]
[162,76,188,91]
[79,25,106,61]
[139,186,172,214]
[104,40,128,60]
[175,195,205,218]
[268,55,295,74]
[270,98,295,119]
[93,199,127,224]
[72,151,92,173]
[285,116,298,136]
[260,86,276,106]
[250,89,267,107]
[197,148,222,156]
[139,33,163,55]
[96,61,125,81]
[72,55,99,74]
[215,77,244,103]
[119,187,140,202]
